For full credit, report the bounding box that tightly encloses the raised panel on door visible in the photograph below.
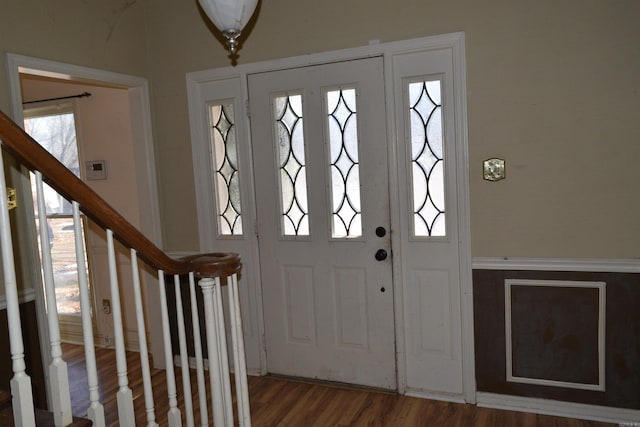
[249,57,396,389]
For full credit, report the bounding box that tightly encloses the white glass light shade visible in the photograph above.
[198,0,259,54]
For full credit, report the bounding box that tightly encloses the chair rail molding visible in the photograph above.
[473,257,640,273]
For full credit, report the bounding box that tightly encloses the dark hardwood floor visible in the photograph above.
[61,343,617,426]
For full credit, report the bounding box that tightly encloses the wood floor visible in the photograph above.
[61,343,616,426]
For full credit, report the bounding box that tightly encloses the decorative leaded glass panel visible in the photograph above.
[408,80,445,237]
[274,94,309,236]
[326,88,361,238]
[209,103,243,235]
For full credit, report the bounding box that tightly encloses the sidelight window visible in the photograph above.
[407,79,446,237]
[208,102,243,236]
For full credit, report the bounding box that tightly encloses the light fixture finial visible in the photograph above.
[198,0,259,56]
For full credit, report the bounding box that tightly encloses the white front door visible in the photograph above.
[248,57,397,389]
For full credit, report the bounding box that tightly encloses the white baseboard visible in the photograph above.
[404,388,466,404]
[477,392,640,425]
[173,354,261,377]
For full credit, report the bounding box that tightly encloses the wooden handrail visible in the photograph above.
[0,110,239,277]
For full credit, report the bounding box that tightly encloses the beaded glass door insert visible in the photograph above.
[273,94,309,236]
[408,79,445,237]
[326,88,361,238]
[209,103,243,236]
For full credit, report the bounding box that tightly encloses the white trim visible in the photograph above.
[4,52,165,367]
[405,388,466,404]
[186,32,473,398]
[0,288,37,310]
[473,257,640,273]
[451,34,475,404]
[476,392,640,425]
[5,52,163,248]
[504,279,606,392]
[187,33,468,84]
[172,355,262,377]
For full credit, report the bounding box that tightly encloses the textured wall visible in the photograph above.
[142,0,640,257]
[1,1,639,257]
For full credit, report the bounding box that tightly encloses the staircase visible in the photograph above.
[0,109,251,426]
[0,390,92,427]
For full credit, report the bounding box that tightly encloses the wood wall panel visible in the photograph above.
[473,269,640,409]
[0,301,47,408]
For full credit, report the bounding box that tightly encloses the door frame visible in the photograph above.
[4,53,167,369]
[187,32,474,401]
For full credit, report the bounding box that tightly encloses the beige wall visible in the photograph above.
[2,0,639,259]
[0,0,147,111]
[144,0,640,258]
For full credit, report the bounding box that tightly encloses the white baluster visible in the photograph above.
[106,229,135,425]
[228,273,251,426]
[131,249,159,427]
[72,202,105,427]
[213,277,233,427]
[0,148,35,425]
[34,172,72,427]
[175,275,195,427]
[189,272,209,427]
[158,271,182,426]
[199,278,225,427]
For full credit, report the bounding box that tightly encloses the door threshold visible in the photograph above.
[265,373,398,395]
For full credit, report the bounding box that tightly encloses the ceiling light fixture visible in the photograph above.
[198,0,259,56]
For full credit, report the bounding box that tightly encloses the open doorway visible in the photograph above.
[5,53,167,370]
[23,100,93,343]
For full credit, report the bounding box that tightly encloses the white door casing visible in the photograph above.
[187,75,263,374]
[5,53,166,367]
[187,32,473,401]
[248,57,396,389]
[392,48,468,397]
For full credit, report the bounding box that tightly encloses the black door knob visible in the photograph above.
[375,249,388,261]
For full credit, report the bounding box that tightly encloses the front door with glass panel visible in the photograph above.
[249,57,396,389]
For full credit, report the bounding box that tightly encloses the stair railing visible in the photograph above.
[0,110,251,427]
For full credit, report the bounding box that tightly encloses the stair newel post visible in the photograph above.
[0,144,36,425]
[72,202,105,427]
[35,172,73,426]
[131,248,159,427]
[106,229,135,425]
[189,272,210,427]
[175,274,195,427]
[228,272,251,426]
[199,277,226,427]
[158,270,182,427]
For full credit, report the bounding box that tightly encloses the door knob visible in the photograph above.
[375,226,386,237]
[375,249,388,261]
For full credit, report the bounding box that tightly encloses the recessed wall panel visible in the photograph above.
[505,279,605,391]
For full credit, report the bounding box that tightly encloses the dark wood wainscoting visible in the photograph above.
[0,300,47,408]
[473,269,640,409]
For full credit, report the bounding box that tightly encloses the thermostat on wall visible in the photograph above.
[85,160,108,180]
